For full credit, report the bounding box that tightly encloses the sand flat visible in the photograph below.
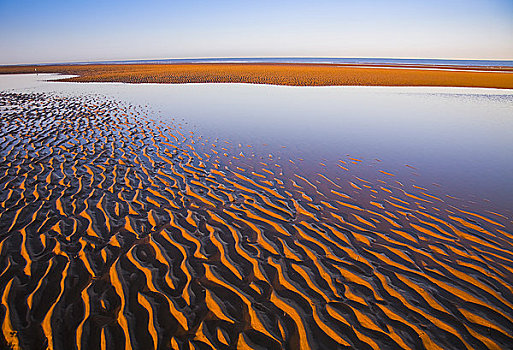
[1,63,513,88]
[0,90,512,349]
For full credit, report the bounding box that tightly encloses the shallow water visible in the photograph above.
[0,74,512,349]
[3,74,512,213]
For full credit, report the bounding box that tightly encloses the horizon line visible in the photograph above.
[2,55,513,67]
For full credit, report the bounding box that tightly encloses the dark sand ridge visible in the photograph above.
[1,91,513,349]
[1,63,513,88]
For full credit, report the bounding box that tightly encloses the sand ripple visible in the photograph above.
[0,92,512,349]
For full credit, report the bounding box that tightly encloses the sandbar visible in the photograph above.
[0,63,512,88]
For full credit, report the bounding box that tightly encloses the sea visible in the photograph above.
[34,57,513,68]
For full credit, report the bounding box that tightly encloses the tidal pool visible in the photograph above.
[3,74,512,212]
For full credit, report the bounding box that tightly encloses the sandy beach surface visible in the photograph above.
[1,63,513,88]
[1,85,513,349]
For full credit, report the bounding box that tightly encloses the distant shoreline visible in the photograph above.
[1,63,512,89]
[4,57,513,68]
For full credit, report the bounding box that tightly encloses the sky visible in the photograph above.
[0,0,512,64]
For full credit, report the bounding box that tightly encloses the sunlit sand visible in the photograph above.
[0,88,512,349]
[1,63,513,88]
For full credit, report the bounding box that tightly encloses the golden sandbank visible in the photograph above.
[1,63,512,88]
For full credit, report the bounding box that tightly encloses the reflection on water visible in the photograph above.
[2,74,512,213]
[0,74,512,349]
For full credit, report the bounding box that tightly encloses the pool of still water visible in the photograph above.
[1,73,512,215]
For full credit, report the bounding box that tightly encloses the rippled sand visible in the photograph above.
[0,92,512,349]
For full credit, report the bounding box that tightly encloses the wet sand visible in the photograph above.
[1,63,513,88]
[1,91,512,349]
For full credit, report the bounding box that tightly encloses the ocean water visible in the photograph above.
[38,57,513,68]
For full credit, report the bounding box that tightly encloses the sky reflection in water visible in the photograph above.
[1,74,512,214]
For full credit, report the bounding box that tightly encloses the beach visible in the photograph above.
[2,0,512,347]
[1,63,513,88]
[1,74,513,349]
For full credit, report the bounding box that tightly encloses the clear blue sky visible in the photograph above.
[1,0,512,64]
